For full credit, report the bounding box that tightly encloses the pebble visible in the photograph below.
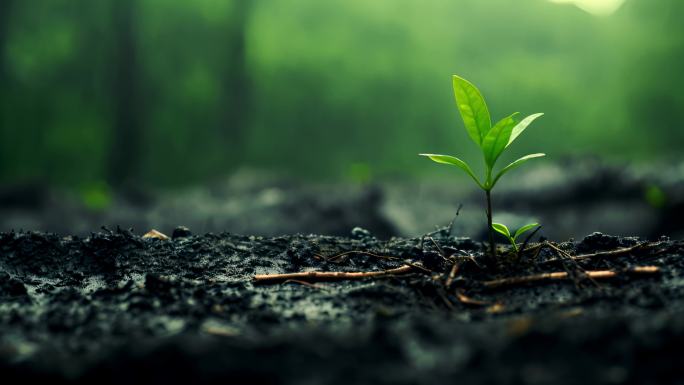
[172,226,192,239]
[351,227,372,239]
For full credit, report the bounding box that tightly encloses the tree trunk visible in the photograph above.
[0,0,13,177]
[221,0,252,163]
[0,0,10,86]
[108,0,141,187]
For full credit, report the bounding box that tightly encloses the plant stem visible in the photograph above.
[485,189,496,258]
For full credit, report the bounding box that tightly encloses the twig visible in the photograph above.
[482,266,660,289]
[444,262,460,288]
[519,241,565,259]
[437,288,455,309]
[282,279,327,290]
[517,225,542,260]
[571,242,659,261]
[318,250,433,274]
[427,236,446,259]
[453,290,489,306]
[540,242,660,265]
[541,241,600,287]
[321,250,395,263]
[423,204,463,239]
[446,204,463,236]
[253,265,415,284]
[424,235,451,265]
[546,242,574,259]
[458,254,484,269]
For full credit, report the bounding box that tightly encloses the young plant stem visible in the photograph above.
[485,189,496,258]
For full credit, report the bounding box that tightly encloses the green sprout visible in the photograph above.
[491,222,538,252]
[420,75,545,258]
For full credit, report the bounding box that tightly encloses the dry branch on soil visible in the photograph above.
[570,242,662,261]
[444,262,460,288]
[253,265,415,284]
[482,266,660,289]
[318,250,433,273]
[454,290,490,306]
[532,241,662,265]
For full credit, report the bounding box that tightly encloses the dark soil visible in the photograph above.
[1,228,683,384]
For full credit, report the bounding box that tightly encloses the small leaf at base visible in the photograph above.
[513,223,539,241]
[491,223,511,238]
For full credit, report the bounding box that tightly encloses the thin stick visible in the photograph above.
[438,289,455,309]
[320,250,396,263]
[517,225,541,260]
[541,241,600,287]
[546,242,574,259]
[318,250,433,274]
[571,242,658,261]
[446,204,463,236]
[425,236,450,265]
[282,279,327,290]
[454,290,489,306]
[540,242,660,265]
[427,236,445,258]
[423,204,463,239]
[482,266,660,289]
[445,262,460,288]
[253,265,415,284]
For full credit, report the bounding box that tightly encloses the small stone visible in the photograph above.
[577,232,620,252]
[421,250,445,271]
[351,227,372,239]
[201,319,240,337]
[0,272,27,297]
[142,229,170,240]
[172,226,192,239]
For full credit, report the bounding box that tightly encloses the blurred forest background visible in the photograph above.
[0,0,683,197]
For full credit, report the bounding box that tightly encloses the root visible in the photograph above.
[454,290,489,306]
[444,262,460,288]
[570,242,662,261]
[317,250,433,274]
[523,241,663,265]
[517,225,542,260]
[482,266,660,289]
[282,279,328,290]
[253,265,416,284]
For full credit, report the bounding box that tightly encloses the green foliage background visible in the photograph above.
[0,0,682,188]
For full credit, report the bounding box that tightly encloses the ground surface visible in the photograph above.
[1,228,683,384]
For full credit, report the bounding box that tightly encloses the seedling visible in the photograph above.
[420,75,545,258]
[491,222,538,252]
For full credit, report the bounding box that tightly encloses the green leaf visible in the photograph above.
[419,154,483,189]
[481,112,519,167]
[513,223,539,241]
[492,153,545,187]
[452,75,491,146]
[506,113,544,148]
[491,223,511,239]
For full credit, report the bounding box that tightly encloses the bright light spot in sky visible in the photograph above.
[549,0,626,16]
